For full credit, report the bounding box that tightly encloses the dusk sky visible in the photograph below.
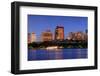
[28,15,87,39]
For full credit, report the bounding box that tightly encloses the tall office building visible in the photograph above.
[41,30,53,42]
[75,32,83,40]
[67,31,88,41]
[55,26,64,40]
[31,32,36,43]
[28,32,36,43]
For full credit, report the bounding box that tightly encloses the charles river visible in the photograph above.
[28,49,87,61]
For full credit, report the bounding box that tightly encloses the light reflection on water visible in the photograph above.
[28,49,87,61]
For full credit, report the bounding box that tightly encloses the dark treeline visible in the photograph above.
[28,40,87,49]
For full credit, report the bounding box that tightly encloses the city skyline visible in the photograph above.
[28,15,88,61]
[28,25,87,43]
[28,15,88,38]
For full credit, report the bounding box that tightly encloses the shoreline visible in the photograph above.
[28,48,87,50]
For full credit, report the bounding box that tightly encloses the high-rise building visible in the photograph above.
[31,32,36,43]
[28,32,36,43]
[28,33,31,44]
[41,30,53,42]
[67,31,88,41]
[75,32,83,40]
[68,32,75,40]
[55,26,64,40]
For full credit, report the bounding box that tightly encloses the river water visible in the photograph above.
[28,49,87,61]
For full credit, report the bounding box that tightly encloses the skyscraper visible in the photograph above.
[55,26,64,40]
[28,32,36,43]
[75,32,83,40]
[67,31,88,41]
[41,30,53,42]
[31,32,36,43]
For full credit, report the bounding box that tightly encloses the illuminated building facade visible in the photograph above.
[67,31,87,41]
[41,30,53,41]
[28,32,36,43]
[67,32,75,40]
[31,32,36,43]
[55,26,64,40]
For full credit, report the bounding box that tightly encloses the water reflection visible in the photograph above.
[28,49,87,61]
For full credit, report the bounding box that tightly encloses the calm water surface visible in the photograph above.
[28,49,87,61]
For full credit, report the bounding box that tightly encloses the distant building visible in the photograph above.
[31,32,36,43]
[67,31,87,41]
[67,32,75,40]
[41,30,53,42]
[28,33,31,44]
[76,31,88,41]
[75,32,83,40]
[55,26,64,40]
[66,36,71,40]
[28,32,36,43]
[83,32,88,41]
[36,35,41,42]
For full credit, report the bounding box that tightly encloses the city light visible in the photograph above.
[28,25,87,43]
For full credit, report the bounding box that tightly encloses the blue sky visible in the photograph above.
[28,15,87,39]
